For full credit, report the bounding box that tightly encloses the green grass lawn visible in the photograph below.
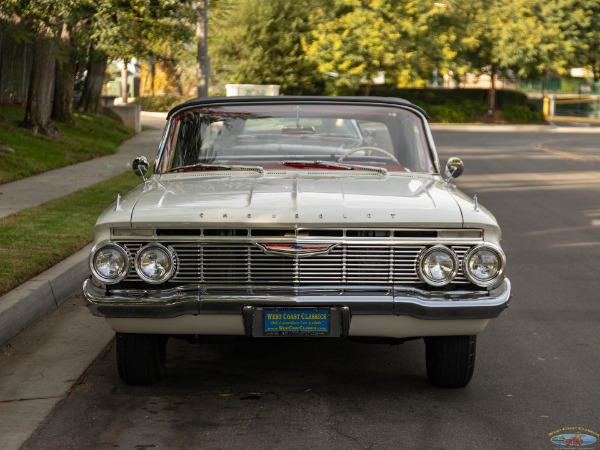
[0,105,133,184]
[0,172,141,296]
[0,105,139,296]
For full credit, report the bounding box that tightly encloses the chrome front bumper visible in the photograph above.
[83,278,511,321]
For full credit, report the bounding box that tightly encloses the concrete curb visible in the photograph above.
[430,123,600,133]
[0,244,91,347]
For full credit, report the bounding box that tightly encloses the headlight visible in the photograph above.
[418,245,458,287]
[90,243,130,284]
[464,244,505,287]
[134,243,177,284]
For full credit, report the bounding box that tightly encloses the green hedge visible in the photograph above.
[361,86,536,122]
[500,104,544,122]
[365,86,530,107]
[135,88,541,122]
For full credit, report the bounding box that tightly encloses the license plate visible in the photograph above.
[263,308,330,336]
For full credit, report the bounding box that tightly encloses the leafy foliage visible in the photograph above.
[132,95,196,112]
[304,0,404,94]
[90,0,195,61]
[500,104,544,122]
[210,0,324,94]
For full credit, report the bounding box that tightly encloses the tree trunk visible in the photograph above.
[20,31,59,135]
[196,0,210,98]
[121,58,129,104]
[52,23,76,123]
[151,58,156,95]
[487,66,497,112]
[163,59,184,96]
[79,46,108,113]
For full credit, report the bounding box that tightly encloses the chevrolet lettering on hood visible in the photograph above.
[83,96,511,388]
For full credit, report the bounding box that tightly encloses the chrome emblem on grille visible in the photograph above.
[255,243,339,258]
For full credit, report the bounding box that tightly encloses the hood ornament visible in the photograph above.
[255,242,339,258]
[115,194,123,212]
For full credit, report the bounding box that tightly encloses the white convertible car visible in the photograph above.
[84,96,511,387]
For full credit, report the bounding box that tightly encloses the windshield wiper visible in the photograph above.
[167,163,264,176]
[282,160,387,176]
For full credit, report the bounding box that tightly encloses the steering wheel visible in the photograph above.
[338,146,401,166]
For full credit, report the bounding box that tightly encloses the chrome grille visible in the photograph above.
[121,242,471,285]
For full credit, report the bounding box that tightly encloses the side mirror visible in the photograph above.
[444,157,464,182]
[132,156,150,180]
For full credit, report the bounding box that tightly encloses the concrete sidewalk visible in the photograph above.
[0,113,166,347]
[0,128,163,219]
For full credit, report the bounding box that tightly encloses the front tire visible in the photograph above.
[116,333,167,386]
[424,335,476,388]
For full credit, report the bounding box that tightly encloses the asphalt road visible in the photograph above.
[20,131,600,450]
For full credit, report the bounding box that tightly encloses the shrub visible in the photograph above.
[496,90,529,107]
[500,104,544,122]
[360,86,536,122]
[133,95,196,112]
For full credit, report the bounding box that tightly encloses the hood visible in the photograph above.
[123,174,469,228]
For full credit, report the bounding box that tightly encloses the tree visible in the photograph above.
[52,2,97,123]
[0,0,70,134]
[78,45,109,113]
[52,23,77,123]
[388,1,459,87]
[82,0,195,109]
[305,0,404,94]
[211,0,323,95]
[449,0,553,110]
[562,0,600,81]
[196,0,210,97]
[304,0,463,93]
[22,30,60,134]
[580,2,600,81]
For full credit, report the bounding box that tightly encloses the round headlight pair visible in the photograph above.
[134,243,178,284]
[418,245,458,287]
[418,244,505,288]
[91,242,177,285]
[90,243,130,284]
[463,244,505,288]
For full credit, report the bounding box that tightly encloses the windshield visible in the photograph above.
[159,103,435,174]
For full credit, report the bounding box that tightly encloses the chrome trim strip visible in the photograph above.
[110,227,484,242]
[83,278,511,321]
